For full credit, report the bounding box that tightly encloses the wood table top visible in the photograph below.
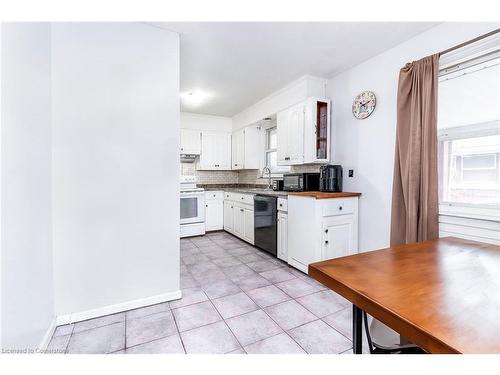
[288,191,361,199]
[308,237,500,354]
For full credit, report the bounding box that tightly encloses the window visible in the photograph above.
[265,127,290,175]
[439,127,500,206]
[438,53,500,216]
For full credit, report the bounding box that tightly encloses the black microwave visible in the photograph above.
[283,173,320,192]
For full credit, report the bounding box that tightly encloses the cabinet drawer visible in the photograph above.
[224,192,254,205]
[321,198,356,217]
[277,198,288,212]
[206,191,224,200]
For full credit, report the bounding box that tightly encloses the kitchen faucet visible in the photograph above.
[262,166,272,189]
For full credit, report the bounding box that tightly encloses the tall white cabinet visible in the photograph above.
[198,131,232,170]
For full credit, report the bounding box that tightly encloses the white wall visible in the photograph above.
[327,22,500,252]
[181,112,232,132]
[1,23,54,349]
[51,23,181,318]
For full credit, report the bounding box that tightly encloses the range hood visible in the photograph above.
[180,154,197,163]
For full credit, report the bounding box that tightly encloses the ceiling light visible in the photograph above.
[181,90,212,107]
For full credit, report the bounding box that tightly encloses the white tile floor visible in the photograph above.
[47,231,365,354]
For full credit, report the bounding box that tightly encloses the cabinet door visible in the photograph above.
[243,126,262,169]
[287,103,305,164]
[216,133,232,170]
[180,129,201,154]
[199,132,217,169]
[223,201,234,232]
[322,214,356,260]
[276,109,289,165]
[277,212,288,262]
[231,129,244,170]
[206,200,223,231]
[243,208,254,244]
[233,205,244,237]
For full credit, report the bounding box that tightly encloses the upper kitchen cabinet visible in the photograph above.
[304,97,330,163]
[198,131,232,170]
[180,129,201,154]
[277,102,306,165]
[277,97,331,165]
[232,126,263,170]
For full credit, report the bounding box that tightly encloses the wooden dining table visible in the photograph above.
[308,237,500,354]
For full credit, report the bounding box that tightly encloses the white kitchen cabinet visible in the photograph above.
[205,191,224,231]
[277,211,288,262]
[231,129,245,169]
[198,131,232,170]
[233,206,244,237]
[277,97,331,166]
[288,195,359,273]
[180,129,201,154]
[223,200,234,232]
[277,102,305,165]
[223,192,255,245]
[322,214,356,260]
[232,126,263,170]
[243,207,255,244]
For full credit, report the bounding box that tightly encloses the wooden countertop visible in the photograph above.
[288,191,361,199]
[308,237,500,354]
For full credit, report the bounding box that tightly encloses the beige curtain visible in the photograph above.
[390,54,440,246]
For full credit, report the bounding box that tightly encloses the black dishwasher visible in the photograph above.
[254,195,277,257]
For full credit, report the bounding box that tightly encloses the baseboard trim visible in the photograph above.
[56,290,182,326]
[39,317,57,350]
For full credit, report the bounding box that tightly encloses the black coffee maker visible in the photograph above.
[319,165,343,192]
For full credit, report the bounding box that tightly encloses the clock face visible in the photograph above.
[352,91,376,119]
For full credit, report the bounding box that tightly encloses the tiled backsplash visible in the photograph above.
[181,162,326,185]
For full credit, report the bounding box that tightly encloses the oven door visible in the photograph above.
[180,191,205,224]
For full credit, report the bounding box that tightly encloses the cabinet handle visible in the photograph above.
[240,208,244,212]
[339,206,343,211]
[206,205,208,207]
[325,229,329,233]
[231,206,233,208]
[241,197,244,200]
[325,240,329,244]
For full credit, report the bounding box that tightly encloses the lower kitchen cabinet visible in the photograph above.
[277,211,288,262]
[223,200,234,232]
[322,214,356,260]
[243,207,254,244]
[205,191,224,231]
[287,195,359,273]
[223,192,255,245]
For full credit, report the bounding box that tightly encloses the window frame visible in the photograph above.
[263,126,290,176]
[438,121,500,220]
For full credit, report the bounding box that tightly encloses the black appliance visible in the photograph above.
[272,180,284,191]
[254,195,277,257]
[319,165,343,192]
[283,173,320,192]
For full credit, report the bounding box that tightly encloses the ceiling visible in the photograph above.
[153,22,439,117]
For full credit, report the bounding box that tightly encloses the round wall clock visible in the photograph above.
[352,91,376,119]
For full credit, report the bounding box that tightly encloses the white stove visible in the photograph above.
[180,176,205,238]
